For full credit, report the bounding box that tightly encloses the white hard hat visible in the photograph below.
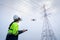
[13,15,19,20]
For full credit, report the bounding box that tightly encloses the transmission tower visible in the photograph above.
[40,5,57,40]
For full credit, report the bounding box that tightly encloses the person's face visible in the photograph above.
[17,20,20,23]
[17,18,21,23]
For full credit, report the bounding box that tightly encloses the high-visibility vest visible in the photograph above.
[8,22,19,36]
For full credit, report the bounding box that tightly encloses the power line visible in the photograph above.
[1,0,42,14]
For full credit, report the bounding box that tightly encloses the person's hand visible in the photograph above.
[18,29,28,35]
[22,29,28,32]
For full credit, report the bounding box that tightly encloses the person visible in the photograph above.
[6,15,27,40]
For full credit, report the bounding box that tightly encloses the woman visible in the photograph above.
[6,15,27,40]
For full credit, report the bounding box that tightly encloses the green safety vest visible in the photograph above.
[8,22,19,36]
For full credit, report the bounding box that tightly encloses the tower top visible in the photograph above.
[43,4,48,17]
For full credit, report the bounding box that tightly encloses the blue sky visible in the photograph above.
[0,0,60,40]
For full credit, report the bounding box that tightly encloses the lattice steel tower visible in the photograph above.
[40,5,57,40]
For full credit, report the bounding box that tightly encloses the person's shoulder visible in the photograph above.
[13,22,18,25]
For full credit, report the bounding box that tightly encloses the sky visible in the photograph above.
[0,0,60,40]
